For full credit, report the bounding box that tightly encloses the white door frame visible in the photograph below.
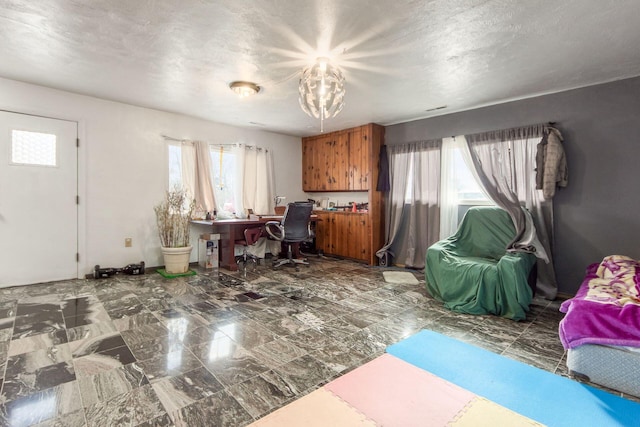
[0,107,86,280]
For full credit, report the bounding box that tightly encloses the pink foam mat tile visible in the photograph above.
[325,353,475,426]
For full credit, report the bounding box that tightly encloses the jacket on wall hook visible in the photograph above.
[535,127,568,199]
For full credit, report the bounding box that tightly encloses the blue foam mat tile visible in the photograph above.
[387,330,640,427]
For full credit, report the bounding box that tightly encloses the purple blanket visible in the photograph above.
[559,256,640,349]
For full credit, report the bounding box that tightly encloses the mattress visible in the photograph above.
[567,344,640,398]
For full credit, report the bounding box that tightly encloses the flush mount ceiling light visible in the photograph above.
[298,57,345,132]
[229,81,260,97]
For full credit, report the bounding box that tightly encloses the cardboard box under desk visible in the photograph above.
[198,235,219,269]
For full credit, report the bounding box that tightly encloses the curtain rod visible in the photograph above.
[161,135,267,151]
[161,134,186,142]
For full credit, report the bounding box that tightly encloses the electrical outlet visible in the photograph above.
[125,238,132,247]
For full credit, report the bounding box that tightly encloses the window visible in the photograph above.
[451,148,489,204]
[166,142,240,215]
[11,130,57,166]
[167,142,182,189]
[405,141,489,204]
[440,137,491,239]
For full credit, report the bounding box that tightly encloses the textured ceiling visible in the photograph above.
[1,1,640,136]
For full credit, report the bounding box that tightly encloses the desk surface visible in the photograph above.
[191,217,281,226]
[192,215,317,227]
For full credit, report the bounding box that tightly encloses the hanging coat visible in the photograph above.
[536,128,568,199]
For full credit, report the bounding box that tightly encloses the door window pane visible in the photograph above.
[11,130,57,166]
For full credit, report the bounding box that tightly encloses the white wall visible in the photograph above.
[0,77,305,275]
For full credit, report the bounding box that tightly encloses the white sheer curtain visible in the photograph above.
[376,140,441,268]
[193,141,216,212]
[229,145,245,218]
[241,145,256,216]
[178,141,216,214]
[233,144,275,218]
[439,137,460,239]
[180,143,195,197]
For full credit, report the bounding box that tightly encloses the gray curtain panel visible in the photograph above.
[465,124,559,299]
[376,139,441,269]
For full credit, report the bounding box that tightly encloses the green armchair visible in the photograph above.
[425,206,536,321]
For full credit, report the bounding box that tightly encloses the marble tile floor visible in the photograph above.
[0,256,622,426]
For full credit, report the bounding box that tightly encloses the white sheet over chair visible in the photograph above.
[235,237,280,258]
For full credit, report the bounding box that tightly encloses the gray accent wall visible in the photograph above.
[386,76,640,296]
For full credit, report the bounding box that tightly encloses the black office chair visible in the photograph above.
[265,202,313,269]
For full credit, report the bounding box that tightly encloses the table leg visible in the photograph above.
[214,224,238,271]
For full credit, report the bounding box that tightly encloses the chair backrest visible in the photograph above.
[451,206,516,259]
[281,202,313,242]
[244,227,263,246]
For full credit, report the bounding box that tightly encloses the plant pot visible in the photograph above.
[161,246,192,274]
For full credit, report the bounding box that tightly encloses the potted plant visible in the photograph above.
[154,186,196,274]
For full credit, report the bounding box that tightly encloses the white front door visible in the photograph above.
[0,111,78,287]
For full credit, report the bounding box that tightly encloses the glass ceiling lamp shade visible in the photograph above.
[229,81,260,97]
[298,57,345,132]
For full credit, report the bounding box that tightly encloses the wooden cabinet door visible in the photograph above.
[327,213,370,261]
[361,126,372,190]
[345,213,358,259]
[324,133,344,191]
[341,213,367,261]
[314,211,332,254]
[359,214,371,262]
[317,135,331,191]
[329,213,348,257]
[348,213,370,261]
[333,132,349,190]
[321,134,334,190]
[303,136,328,191]
[302,137,314,192]
[348,127,369,190]
[303,129,355,191]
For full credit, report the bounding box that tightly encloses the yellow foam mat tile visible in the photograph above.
[248,388,376,427]
[449,397,545,427]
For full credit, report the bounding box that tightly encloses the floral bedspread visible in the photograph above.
[559,255,640,349]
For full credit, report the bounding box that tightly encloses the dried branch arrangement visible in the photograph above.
[154,187,196,248]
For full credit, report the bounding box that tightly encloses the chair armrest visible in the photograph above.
[265,221,285,241]
[497,253,537,295]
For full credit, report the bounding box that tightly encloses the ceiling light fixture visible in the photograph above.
[229,81,260,97]
[298,57,345,132]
